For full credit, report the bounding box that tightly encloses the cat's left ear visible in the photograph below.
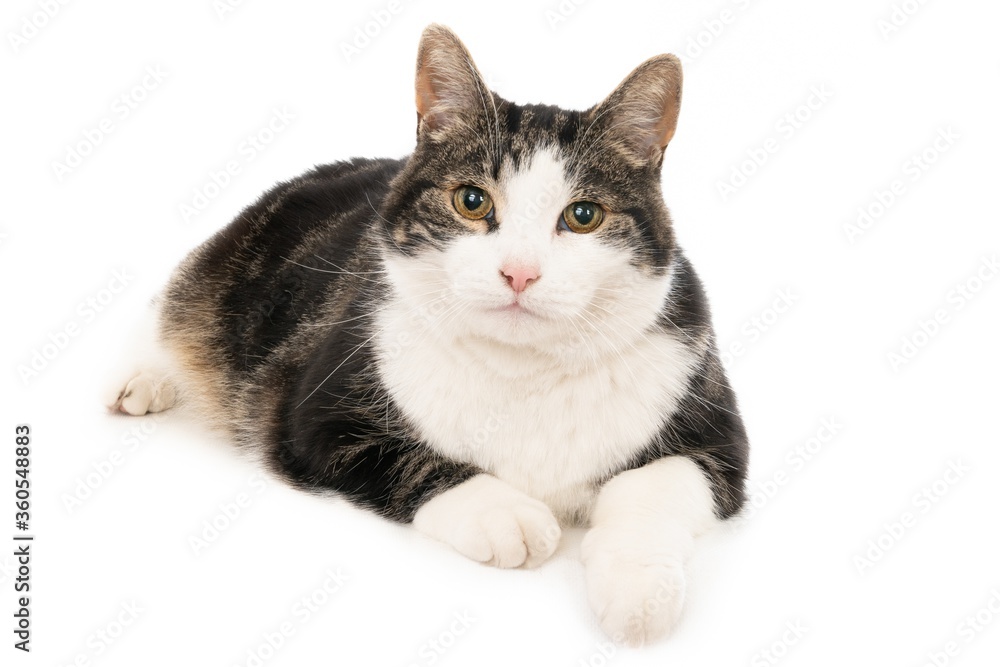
[591,55,683,167]
[414,24,491,135]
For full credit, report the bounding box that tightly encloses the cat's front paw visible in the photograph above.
[413,474,561,569]
[582,528,687,647]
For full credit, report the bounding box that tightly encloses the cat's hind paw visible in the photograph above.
[107,372,176,416]
[413,474,561,569]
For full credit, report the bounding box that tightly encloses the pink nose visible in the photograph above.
[500,265,540,294]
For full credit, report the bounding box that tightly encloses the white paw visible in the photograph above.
[108,372,176,416]
[582,528,688,647]
[413,474,561,569]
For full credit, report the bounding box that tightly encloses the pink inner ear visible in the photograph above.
[653,105,678,150]
[416,62,481,133]
[631,88,680,157]
[415,63,441,128]
[415,67,436,130]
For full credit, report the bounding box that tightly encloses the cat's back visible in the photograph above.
[158,157,404,404]
[171,157,403,289]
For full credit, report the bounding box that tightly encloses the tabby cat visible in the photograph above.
[108,24,749,645]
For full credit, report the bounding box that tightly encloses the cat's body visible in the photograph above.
[109,25,749,645]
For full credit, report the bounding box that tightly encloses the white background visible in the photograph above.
[3,0,1000,665]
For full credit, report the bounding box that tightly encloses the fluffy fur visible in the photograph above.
[108,25,749,645]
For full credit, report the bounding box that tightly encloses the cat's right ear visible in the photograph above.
[414,24,491,136]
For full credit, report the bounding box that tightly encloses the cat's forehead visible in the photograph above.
[499,103,582,160]
[443,100,642,206]
[496,145,576,226]
[430,104,567,178]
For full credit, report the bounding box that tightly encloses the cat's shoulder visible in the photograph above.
[656,248,714,338]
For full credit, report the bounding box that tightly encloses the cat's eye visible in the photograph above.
[452,186,494,220]
[560,201,604,234]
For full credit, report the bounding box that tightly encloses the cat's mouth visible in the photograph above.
[491,301,545,319]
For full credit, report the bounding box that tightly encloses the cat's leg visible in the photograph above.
[278,415,561,569]
[581,456,717,646]
[103,300,178,416]
[284,345,563,569]
[413,474,562,569]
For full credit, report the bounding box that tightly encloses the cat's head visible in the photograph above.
[378,24,683,358]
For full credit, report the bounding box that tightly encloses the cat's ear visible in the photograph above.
[591,55,683,166]
[414,24,491,135]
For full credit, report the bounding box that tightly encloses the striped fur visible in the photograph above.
[141,27,749,524]
[112,29,750,641]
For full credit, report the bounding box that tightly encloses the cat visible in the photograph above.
[107,24,749,646]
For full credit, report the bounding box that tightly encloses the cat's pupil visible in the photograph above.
[464,188,486,211]
[573,203,595,225]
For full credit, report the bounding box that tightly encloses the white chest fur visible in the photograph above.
[374,313,697,523]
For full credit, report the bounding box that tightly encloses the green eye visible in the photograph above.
[453,186,494,220]
[561,201,604,233]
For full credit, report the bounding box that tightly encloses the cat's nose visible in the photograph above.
[500,265,540,294]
